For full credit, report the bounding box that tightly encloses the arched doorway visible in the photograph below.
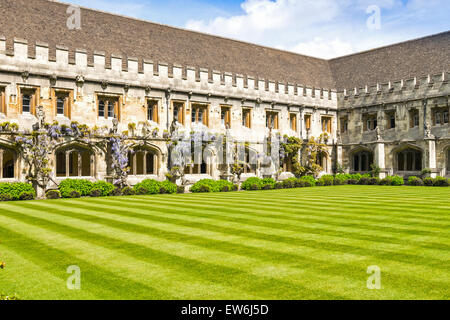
[55,144,95,177]
[0,145,16,179]
[128,146,159,176]
[396,147,422,172]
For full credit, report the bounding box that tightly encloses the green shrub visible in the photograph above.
[390,175,404,186]
[0,182,35,201]
[190,179,234,193]
[368,177,380,185]
[69,190,81,198]
[380,176,393,185]
[110,187,122,197]
[261,178,276,190]
[316,179,324,186]
[358,177,370,185]
[299,176,316,187]
[282,178,297,189]
[333,174,348,185]
[121,186,135,196]
[433,176,450,187]
[58,179,93,197]
[408,176,424,186]
[160,181,177,194]
[197,185,211,193]
[177,186,185,194]
[0,294,20,300]
[0,194,12,201]
[19,191,35,201]
[241,177,263,191]
[133,179,161,195]
[214,180,236,192]
[423,177,434,186]
[274,182,284,189]
[89,189,102,197]
[92,181,115,197]
[46,190,61,200]
[347,179,358,185]
[134,185,149,195]
[317,175,334,186]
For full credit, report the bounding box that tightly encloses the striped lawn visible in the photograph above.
[0,186,449,300]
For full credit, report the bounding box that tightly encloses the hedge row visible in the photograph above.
[241,176,316,191]
[133,179,178,195]
[190,179,238,193]
[408,176,450,187]
[0,182,36,201]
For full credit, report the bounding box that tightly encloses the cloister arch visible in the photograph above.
[393,144,423,172]
[128,144,161,176]
[350,147,374,173]
[0,143,17,179]
[55,142,95,177]
[184,145,215,175]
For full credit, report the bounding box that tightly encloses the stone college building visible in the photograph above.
[0,0,449,191]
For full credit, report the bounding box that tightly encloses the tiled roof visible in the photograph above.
[0,0,449,91]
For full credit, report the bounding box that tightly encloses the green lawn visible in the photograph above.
[0,186,449,300]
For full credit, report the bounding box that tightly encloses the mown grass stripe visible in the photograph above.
[66,197,450,252]
[0,213,255,300]
[10,201,449,285]
[2,205,448,300]
[0,207,349,300]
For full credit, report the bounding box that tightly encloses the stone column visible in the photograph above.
[425,137,437,178]
[0,149,3,179]
[143,151,147,175]
[374,142,386,178]
[65,151,70,177]
[77,152,82,177]
[154,154,159,176]
[90,154,95,178]
[132,153,137,176]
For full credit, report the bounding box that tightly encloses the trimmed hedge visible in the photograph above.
[190,179,236,193]
[133,179,161,195]
[46,190,61,199]
[92,181,115,197]
[0,182,35,201]
[408,176,424,186]
[241,177,263,191]
[58,179,93,197]
[160,181,177,194]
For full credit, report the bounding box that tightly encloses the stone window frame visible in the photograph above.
[321,115,332,133]
[432,107,449,126]
[220,105,232,128]
[304,114,312,131]
[172,100,186,125]
[18,85,40,116]
[191,102,209,127]
[340,116,349,133]
[96,93,122,121]
[351,150,374,173]
[0,86,6,115]
[385,110,396,130]
[146,98,160,124]
[51,88,73,119]
[409,109,420,128]
[363,113,377,131]
[289,113,298,132]
[242,108,252,129]
[266,111,279,129]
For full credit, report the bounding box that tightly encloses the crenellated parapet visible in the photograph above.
[0,37,338,110]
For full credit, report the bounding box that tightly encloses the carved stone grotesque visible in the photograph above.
[425,122,434,138]
[375,126,382,141]
[111,118,119,135]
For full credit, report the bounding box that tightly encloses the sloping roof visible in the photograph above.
[0,0,334,88]
[0,0,449,91]
[330,31,450,90]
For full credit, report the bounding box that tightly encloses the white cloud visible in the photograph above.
[186,0,342,41]
[291,37,354,59]
[184,0,450,59]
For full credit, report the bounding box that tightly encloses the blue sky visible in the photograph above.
[62,0,450,59]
